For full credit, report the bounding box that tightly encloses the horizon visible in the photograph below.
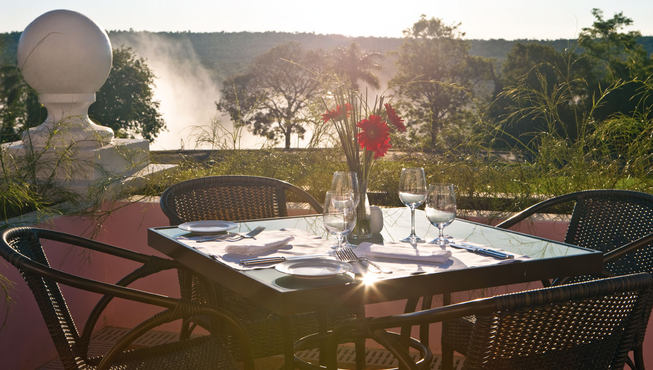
[1,0,653,40]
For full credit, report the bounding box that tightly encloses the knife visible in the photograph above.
[449,242,514,260]
[240,254,331,266]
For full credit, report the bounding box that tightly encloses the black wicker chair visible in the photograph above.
[160,175,323,225]
[159,175,359,362]
[443,189,653,369]
[295,273,653,370]
[0,227,254,370]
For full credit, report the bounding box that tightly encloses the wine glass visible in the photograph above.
[323,191,357,249]
[398,167,427,243]
[425,183,456,247]
[330,171,360,206]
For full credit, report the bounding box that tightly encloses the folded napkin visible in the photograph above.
[222,231,294,256]
[355,242,452,264]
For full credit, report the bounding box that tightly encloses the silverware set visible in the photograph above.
[449,242,514,259]
[335,246,392,274]
[193,226,266,243]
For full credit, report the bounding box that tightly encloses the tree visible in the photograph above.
[215,73,262,133]
[329,43,382,90]
[217,42,323,149]
[389,15,494,150]
[489,43,594,150]
[577,9,653,121]
[0,65,46,143]
[89,47,165,142]
[579,8,652,82]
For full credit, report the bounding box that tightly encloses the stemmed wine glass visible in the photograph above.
[398,168,427,243]
[425,183,456,247]
[330,171,360,206]
[323,191,357,249]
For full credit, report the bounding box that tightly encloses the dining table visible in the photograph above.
[147,207,603,368]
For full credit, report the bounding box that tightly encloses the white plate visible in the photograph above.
[178,220,237,234]
[275,258,353,279]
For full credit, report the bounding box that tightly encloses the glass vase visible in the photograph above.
[347,191,373,244]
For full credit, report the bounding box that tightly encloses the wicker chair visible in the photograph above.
[443,189,653,369]
[0,227,254,370]
[159,175,353,360]
[295,273,653,370]
[160,175,323,224]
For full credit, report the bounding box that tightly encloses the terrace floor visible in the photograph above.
[37,327,465,370]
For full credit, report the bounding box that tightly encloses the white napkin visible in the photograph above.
[222,230,295,256]
[355,242,452,264]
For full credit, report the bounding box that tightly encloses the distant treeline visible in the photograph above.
[2,30,652,78]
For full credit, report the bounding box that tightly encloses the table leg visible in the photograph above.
[318,310,338,369]
[281,316,295,370]
[441,292,453,370]
[399,297,419,370]
[354,305,366,370]
[420,295,433,347]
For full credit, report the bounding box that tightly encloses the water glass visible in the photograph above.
[323,191,357,249]
[330,171,360,206]
[398,167,427,243]
[425,183,456,247]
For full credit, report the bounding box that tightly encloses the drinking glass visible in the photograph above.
[323,191,357,249]
[330,171,360,206]
[398,167,427,243]
[425,183,456,247]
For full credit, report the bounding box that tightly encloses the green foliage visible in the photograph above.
[0,65,47,143]
[578,9,653,82]
[89,47,165,142]
[390,15,495,150]
[142,149,344,202]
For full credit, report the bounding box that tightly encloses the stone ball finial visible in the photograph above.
[17,9,114,148]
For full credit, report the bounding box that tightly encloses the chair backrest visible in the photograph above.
[464,273,653,369]
[564,190,652,252]
[2,227,92,368]
[500,189,653,276]
[159,175,323,225]
[364,273,653,370]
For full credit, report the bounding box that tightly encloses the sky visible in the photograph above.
[1,0,652,40]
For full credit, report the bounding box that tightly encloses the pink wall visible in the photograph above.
[0,203,650,369]
[0,200,178,370]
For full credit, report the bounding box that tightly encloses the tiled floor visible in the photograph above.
[38,326,464,369]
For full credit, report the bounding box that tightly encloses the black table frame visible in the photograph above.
[148,213,603,367]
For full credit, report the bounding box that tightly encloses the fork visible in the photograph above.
[335,246,392,274]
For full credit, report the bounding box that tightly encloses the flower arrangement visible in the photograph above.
[322,90,406,238]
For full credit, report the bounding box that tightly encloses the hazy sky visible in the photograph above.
[2,0,652,40]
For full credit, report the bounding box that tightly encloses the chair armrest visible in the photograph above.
[37,228,171,265]
[603,233,653,263]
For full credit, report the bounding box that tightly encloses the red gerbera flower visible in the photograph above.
[357,114,391,158]
[384,103,406,132]
[322,104,352,123]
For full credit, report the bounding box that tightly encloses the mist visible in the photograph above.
[109,32,266,150]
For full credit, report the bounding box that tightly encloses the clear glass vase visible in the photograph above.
[347,191,373,244]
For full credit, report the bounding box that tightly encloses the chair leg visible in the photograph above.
[441,338,454,370]
[634,345,644,370]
